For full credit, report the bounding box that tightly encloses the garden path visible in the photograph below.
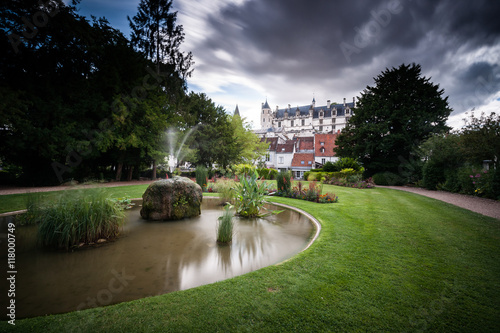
[379,186,500,220]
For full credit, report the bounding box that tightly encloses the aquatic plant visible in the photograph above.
[28,189,125,250]
[216,205,234,244]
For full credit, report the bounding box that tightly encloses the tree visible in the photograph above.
[335,63,452,176]
[181,92,238,169]
[231,114,268,164]
[128,0,194,179]
[460,112,500,167]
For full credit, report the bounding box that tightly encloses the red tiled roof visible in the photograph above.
[315,133,338,157]
[261,137,279,151]
[291,153,315,167]
[296,136,314,151]
[276,140,295,153]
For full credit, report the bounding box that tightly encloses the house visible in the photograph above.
[314,133,339,166]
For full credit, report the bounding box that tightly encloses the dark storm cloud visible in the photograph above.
[193,0,500,119]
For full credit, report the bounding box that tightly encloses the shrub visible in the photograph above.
[30,189,125,250]
[216,205,234,244]
[422,162,445,190]
[214,178,236,205]
[234,171,271,218]
[257,168,270,179]
[372,172,406,186]
[233,164,256,177]
[277,170,292,195]
[268,168,278,180]
[323,161,337,172]
[195,166,208,191]
[334,158,363,172]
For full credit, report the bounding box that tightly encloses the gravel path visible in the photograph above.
[1,181,499,220]
[379,186,500,220]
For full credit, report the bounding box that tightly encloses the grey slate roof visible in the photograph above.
[272,102,354,119]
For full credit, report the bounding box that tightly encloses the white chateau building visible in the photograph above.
[255,97,355,137]
[252,96,355,178]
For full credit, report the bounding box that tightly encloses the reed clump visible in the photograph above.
[24,189,125,250]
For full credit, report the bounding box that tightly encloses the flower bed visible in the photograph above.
[271,181,338,203]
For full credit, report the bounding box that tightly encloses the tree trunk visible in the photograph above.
[115,151,126,181]
[127,165,134,181]
[152,159,157,180]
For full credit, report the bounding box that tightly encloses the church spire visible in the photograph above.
[234,104,240,117]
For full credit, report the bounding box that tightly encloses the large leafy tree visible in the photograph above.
[128,0,194,178]
[181,93,238,169]
[335,63,452,176]
[460,112,500,167]
[231,113,268,164]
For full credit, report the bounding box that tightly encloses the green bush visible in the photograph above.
[372,172,406,186]
[323,161,337,172]
[233,164,256,177]
[334,158,363,172]
[215,179,236,205]
[195,165,208,190]
[277,170,292,195]
[257,168,278,180]
[422,162,445,190]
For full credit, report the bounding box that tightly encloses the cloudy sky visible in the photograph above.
[74,0,500,129]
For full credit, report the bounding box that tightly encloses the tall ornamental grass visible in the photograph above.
[216,205,234,244]
[27,189,125,250]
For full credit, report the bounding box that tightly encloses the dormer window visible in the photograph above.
[320,142,324,146]
[320,147,325,153]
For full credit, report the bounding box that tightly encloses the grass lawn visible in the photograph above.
[1,184,499,332]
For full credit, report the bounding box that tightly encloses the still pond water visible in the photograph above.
[0,199,314,318]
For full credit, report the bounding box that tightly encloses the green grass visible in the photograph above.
[2,184,499,332]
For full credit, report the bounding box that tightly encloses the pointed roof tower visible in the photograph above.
[234,104,240,117]
[263,98,270,109]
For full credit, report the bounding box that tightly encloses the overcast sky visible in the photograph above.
[74,0,500,129]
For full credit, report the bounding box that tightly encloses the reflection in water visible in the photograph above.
[0,199,313,319]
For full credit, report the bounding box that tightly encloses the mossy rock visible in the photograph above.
[140,176,203,221]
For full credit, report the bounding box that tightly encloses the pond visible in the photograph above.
[0,198,316,319]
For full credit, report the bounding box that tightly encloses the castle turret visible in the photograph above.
[261,99,272,128]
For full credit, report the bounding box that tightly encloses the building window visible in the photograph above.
[265,154,270,162]
[319,119,323,125]
[263,118,265,122]
[301,161,305,165]
[345,117,350,122]
[320,142,324,146]
[291,120,294,127]
[319,126,323,131]
[332,118,336,124]
[320,147,325,153]
[301,119,305,126]
[333,125,336,130]
[278,121,281,127]
[322,158,326,164]
[279,157,284,164]
[308,161,312,165]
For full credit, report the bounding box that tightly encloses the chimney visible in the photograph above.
[327,100,331,108]
[343,98,346,106]
[288,104,291,111]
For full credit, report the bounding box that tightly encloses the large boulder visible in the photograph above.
[140,177,203,221]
